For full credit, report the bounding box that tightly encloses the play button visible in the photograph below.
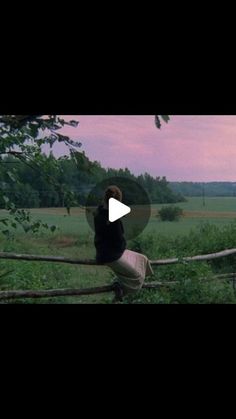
[85,176,151,240]
[109,198,131,222]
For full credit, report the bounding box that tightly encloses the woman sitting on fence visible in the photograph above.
[93,185,153,299]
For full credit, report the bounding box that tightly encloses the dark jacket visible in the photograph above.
[94,205,126,264]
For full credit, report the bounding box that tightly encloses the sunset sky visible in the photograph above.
[51,115,236,182]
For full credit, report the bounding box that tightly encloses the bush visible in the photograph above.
[124,278,236,304]
[127,221,236,304]
[158,206,183,222]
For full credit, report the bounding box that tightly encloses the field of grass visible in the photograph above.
[1,197,235,237]
[21,197,236,238]
[1,197,236,304]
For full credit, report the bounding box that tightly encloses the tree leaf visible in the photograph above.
[3,196,10,204]
[160,115,170,123]
[0,219,9,226]
[155,115,170,128]
[7,170,16,182]
[1,230,10,236]
[155,116,161,129]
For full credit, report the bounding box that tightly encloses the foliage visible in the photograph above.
[155,115,170,129]
[0,115,170,237]
[158,205,184,221]
[0,153,185,211]
[1,218,236,303]
[127,222,236,304]
[124,278,236,304]
[129,221,236,264]
[0,115,80,236]
[170,181,236,197]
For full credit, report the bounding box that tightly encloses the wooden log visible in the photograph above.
[0,285,114,300]
[143,281,177,288]
[0,282,177,301]
[212,273,236,279]
[150,248,236,265]
[0,252,97,265]
[1,275,236,301]
[1,248,236,267]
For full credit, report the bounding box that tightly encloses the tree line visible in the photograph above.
[0,115,170,235]
[170,182,236,197]
[0,152,185,209]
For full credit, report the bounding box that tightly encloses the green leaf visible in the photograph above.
[0,219,9,226]
[160,115,170,123]
[22,224,31,233]
[3,196,10,204]
[7,171,16,182]
[33,222,41,229]
[155,115,170,128]
[68,120,79,127]
[28,123,39,138]
[155,116,161,129]
[1,230,10,236]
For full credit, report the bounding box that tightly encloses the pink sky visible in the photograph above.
[49,116,236,182]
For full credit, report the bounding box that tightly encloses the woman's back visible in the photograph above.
[94,205,126,264]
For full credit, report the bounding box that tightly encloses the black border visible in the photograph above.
[2,68,236,115]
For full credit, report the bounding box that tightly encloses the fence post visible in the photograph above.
[112,281,124,302]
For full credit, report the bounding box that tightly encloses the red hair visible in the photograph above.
[104,185,122,204]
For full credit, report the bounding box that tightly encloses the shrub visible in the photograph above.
[127,222,236,304]
[124,277,236,305]
[158,206,183,222]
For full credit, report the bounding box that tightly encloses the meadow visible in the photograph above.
[1,197,236,304]
[22,197,236,239]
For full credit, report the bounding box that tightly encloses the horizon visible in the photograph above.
[45,115,236,183]
[41,150,236,184]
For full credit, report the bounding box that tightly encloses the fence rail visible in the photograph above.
[1,249,236,301]
[1,248,236,266]
[0,281,178,301]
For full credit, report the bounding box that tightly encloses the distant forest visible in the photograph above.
[0,153,185,208]
[2,153,235,209]
[170,182,236,197]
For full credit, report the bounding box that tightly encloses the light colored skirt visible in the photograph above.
[107,249,154,294]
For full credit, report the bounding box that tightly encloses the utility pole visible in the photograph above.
[202,183,205,207]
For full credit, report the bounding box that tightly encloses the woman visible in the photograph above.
[94,185,154,298]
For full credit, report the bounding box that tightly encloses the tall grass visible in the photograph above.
[2,197,236,303]
[126,221,236,304]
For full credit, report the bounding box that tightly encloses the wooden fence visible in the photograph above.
[0,249,236,301]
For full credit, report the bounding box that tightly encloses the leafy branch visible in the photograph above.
[0,114,170,237]
[0,115,80,236]
[155,115,170,129]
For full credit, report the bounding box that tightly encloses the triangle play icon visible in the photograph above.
[109,198,131,223]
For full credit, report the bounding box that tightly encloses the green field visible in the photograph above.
[15,197,236,237]
[1,197,236,304]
